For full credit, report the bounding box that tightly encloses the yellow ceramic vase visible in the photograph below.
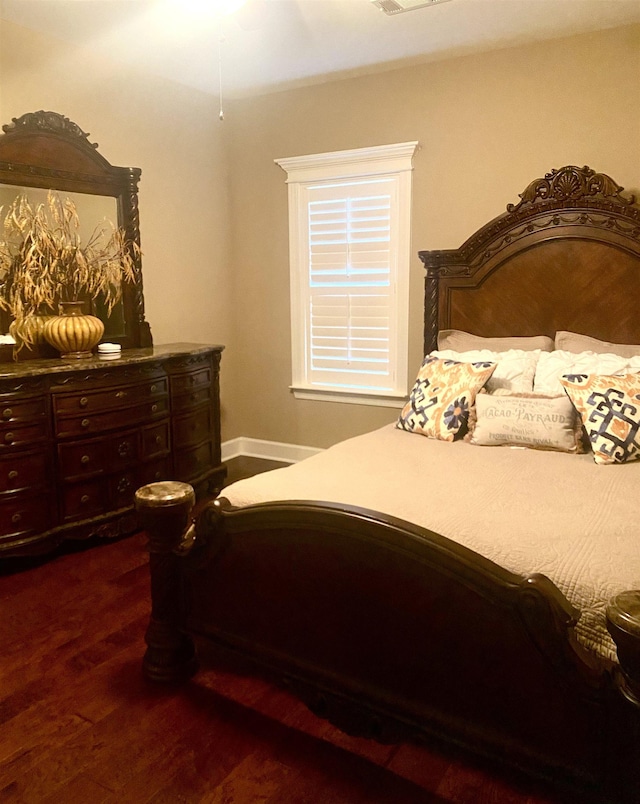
[43,301,104,359]
[9,313,53,351]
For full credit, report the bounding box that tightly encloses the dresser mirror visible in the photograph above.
[0,110,152,352]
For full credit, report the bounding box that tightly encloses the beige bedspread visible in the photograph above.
[223,424,640,661]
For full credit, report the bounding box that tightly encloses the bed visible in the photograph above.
[137,165,640,802]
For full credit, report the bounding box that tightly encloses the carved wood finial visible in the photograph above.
[135,481,196,554]
[2,110,98,149]
[507,165,636,212]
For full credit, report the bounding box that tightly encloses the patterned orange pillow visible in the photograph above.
[397,356,496,441]
[560,373,640,464]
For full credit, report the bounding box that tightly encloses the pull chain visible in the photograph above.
[218,33,225,121]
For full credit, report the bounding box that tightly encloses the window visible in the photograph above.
[276,142,417,406]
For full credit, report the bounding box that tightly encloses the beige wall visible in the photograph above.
[0,17,234,400]
[1,19,639,449]
[223,24,640,448]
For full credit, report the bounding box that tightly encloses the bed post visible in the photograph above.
[607,591,640,707]
[421,264,440,355]
[135,481,198,683]
[606,592,640,797]
[418,254,471,356]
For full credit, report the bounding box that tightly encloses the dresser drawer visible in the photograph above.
[0,421,49,449]
[58,439,109,481]
[0,397,47,424]
[170,367,211,396]
[55,398,170,438]
[141,421,170,459]
[139,457,172,486]
[171,385,212,413]
[61,478,110,522]
[173,407,212,449]
[0,451,49,493]
[0,494,54,537]
[53,377,168,416]
[175,440,214,482]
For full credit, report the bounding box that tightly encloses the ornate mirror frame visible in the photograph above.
[0,110,152,349]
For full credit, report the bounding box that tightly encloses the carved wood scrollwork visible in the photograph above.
[418,165,640,347]
[507,165,636,212]
[2,110,99,150]
[192,499,228,556]
[516,574,606,687]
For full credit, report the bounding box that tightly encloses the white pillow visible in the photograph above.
[432,349,541,394]
[534,350,640,396]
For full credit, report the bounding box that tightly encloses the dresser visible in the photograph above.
[0,344,224,557]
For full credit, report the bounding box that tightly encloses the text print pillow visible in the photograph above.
[397,356,496,441]
[468,393,578,452]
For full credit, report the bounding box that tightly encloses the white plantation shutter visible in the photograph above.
[276,142,417,405]
[307,181,395,390]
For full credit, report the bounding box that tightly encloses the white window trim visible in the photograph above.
[276,141,418,406]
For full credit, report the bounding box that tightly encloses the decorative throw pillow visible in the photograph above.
[437,329,554,352]
[466,393,579,452]
[560,374,640,464]
[397,356,496,441]
[555,331,640,358]
[433,348,541,394]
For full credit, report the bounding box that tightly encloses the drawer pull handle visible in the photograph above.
[80,495,90,505]
[2,408,12,419]
[5,432,14,443]
[79,397,88,408]
[118,442,132,458]
[155,435,162,445]
[11,513,21,524]
[150,384,157,393]
[154,471,162,480]
[81,455,90,465]
[8,470,18,481]
[81,419,90,429]
[116,391,127,399]
[151,404,158,413]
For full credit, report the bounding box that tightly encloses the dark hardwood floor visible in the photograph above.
[0,467,573,802]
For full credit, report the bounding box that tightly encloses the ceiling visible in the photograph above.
[2,0,640,98]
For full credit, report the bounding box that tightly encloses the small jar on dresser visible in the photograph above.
[0,343,225,558]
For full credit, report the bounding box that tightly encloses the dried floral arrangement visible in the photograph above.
[0,190,139,348]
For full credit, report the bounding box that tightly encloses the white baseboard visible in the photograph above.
[221,436,323,464]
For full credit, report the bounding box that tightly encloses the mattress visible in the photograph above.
[223,424,640,661]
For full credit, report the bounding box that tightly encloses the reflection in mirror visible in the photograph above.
[0,185,126,339]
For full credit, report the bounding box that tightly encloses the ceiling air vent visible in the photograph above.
[371,0,452,14]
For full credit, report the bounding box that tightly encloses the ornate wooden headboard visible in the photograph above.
[419,165,640,355]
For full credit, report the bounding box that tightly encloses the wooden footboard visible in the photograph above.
[136,483,640,802]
